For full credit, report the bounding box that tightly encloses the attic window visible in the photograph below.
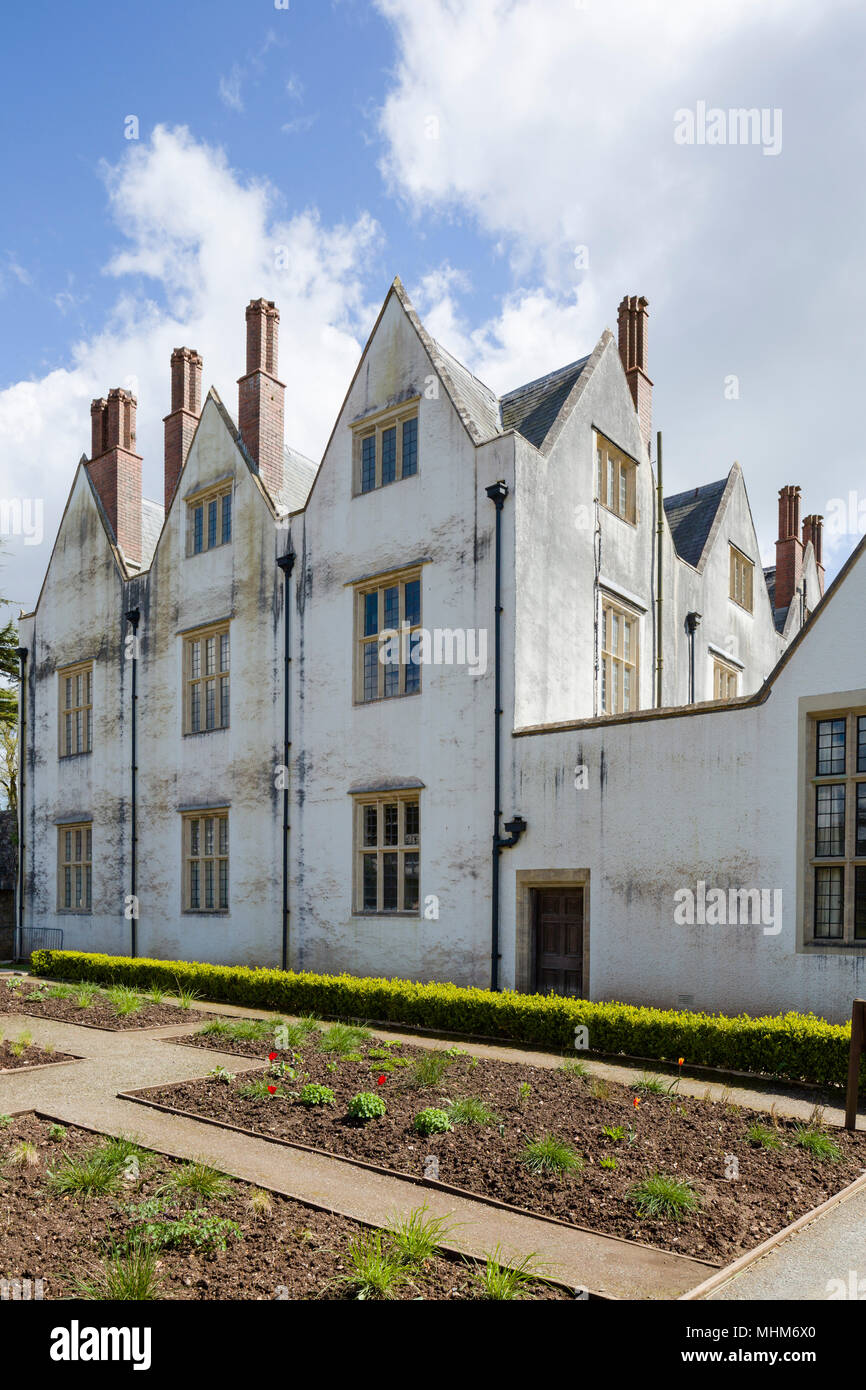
[352,403,419,495]
[729,545,754,613]
[596,432,637,525]
[186,485,232,556]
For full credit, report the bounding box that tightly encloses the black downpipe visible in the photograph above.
[15,647,28,948]
[686,611,701,703]
[486,482,508,992]
[125,609,140,957]
[277,553,295,972]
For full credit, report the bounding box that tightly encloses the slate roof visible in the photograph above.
[663,478,728,568]
[275,444,317,514]
[500,357,591,450]
[431,341,502,443]
[141,498,164,569]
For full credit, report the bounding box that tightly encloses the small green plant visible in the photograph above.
[747,1121,783,1150]
[208,1065,236,1083]
[561,1058,589,1078]
[368,1048,392,1059]
[134,1209,242,1253]
[521,1134,584,1176]
[74,983,99,1009]
[791,1125,842,1161]
[600,1156,617,1170]
[145,985,166,1005]
[387,1206,453,1265]
[96,1136,152,1172]
[627,1173,700,1221]
[107,985,144,1016]
[199,1016,271,1043]
[47,983,74,1000]
[589,1077,610,1100]
[47,1151,123,1197]
[403,1051,454,1089]
[444,1046,470,1059]
[517,1081,532,1108]
[0,1115,11,1128]
[325,1060,338,1073]
[344,1051,364,1062]
[445,1096,499,1127]
[239,1079,283,1100]
[298,1083,335,1107]
[370,1059,394,1074]
[47,1124,66,1143]
[337,1231,407,1300]
[601,1124,625,1142]
[247,1186,273,1218]
[347,1092,387,1121]
[174,984,200,1010]
[10,1030,32,1057]
[6,1140,39,1168]
[161,1161,231,1200]
[413,1107,452,1136]
[75,1238,161,1301]
[317,1023,371,1056]
[632,1073,668,1096]
[471,1246,545,1301]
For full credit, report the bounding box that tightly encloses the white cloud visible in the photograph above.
[218,66,245,113]
[0,126,382,611]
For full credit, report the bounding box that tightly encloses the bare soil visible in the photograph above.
[0,1114,567,1300]
[1,983,220,1031]
[143,1024,866,1264]
[0,1039,74,1071]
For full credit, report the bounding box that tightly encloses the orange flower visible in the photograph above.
[678,1057,684,1066]
[633,1096,641,1108]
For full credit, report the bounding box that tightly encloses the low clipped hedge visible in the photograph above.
[28,949,859,1090]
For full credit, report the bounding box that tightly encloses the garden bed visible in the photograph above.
[1,978,219,1031]
[135,1015,866,1265]
[0,1113,568,1300]
[0,1035,74,1071]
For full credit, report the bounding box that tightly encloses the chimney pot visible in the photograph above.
[86,387,142,565]
[775,485,804,612]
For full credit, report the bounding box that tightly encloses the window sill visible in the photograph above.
[181,910,231,918]
[802,938,866,951]
[58,751,92,761]
[56,909,93,917]
[354,690,422,708]
[352,911,421,920]
[183,726,230,737]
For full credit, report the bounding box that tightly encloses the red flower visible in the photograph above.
[268,1051,277,1062]
[267,1084,277,1095]
[377,1075,387,1086]
[633,1096,641,1108]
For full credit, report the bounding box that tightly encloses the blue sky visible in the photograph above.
[2,0,865,610]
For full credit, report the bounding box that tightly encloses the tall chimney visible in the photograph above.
[163,347,203,509]
[775,484,803,612]
[87,387,142,565]
[617,294,652,457]
[237,298,284,497]
[802,513,825,596]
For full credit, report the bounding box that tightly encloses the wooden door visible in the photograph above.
[534,887,584,996]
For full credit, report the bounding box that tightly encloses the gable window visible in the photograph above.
[58,823,92,912]
[184,623,230,733]
[353,404,419,495]
[355,568,422,702]
[182,810,229,912]
[596,432,637,524]
[354,792,420,914]
[806,712,866,944]
[59,662,92,757]
[186,485,232,556]
[729,544,754,612]
[600,596,639,715]
[712,656,739,702]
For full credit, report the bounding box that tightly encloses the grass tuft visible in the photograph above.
[520,1134,584,1176]
[627,1172,700,1221]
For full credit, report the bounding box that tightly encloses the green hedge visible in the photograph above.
[28,949,859,1090]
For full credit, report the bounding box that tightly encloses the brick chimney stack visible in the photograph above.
[87,387,142,565]
[775,484,803,612]
[617,294,653,457]
[237,298,284,497]
[163,347,203,509]
[802,513,825,596]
